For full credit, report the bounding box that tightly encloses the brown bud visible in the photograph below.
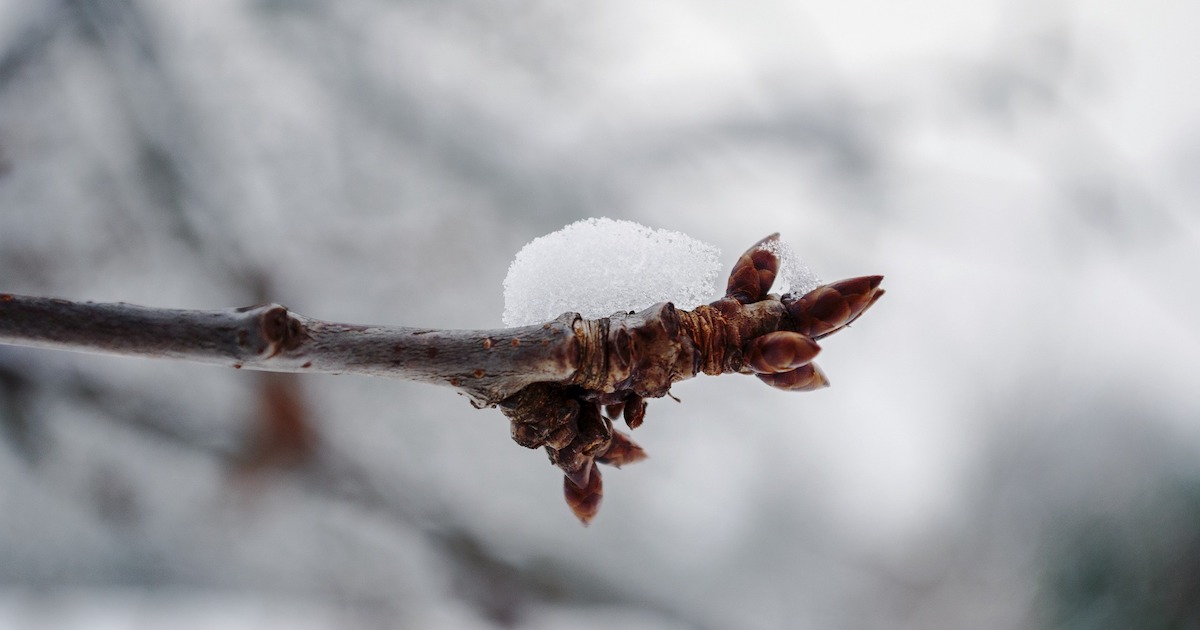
[511,422,545,449]
[564,463,603,526]
[623,394,647,430]
[596,430,648,468]
[544,425,576,450]
[578,403,614,457]
[725,234,781,303]
[501,385,580,449]
[755,363,830,391]
[604,403,625,421]
[786,275,884,339]
[563,456,594,489]
[743,331,820,374]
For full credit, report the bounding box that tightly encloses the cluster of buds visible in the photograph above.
[499,235,884,524]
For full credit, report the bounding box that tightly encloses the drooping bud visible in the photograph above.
[563,456,594,489]
[564,463,603,526]
[786,275,884,339]
[743,331,820,374]
[755,362,830,391]
[503,389,580,450]
[725,234,781,304]
[596,430,648,468]
[622,394,647,429]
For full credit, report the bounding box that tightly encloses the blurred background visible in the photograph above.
[1,0,1198,628]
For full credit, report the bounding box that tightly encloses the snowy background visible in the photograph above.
[2,0,1199,628]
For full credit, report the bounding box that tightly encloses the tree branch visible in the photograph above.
[0,235,884,524]
[0,295,580,405]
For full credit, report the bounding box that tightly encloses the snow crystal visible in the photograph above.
[502,218,722,327]
[764,238,822,297]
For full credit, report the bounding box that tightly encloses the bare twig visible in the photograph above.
[0,235,884,524]
[0,295,579,405]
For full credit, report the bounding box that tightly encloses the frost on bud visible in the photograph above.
[725,234,781,304]
[743,331,820,374]
[785,275,884,339]
[755,363,830,392]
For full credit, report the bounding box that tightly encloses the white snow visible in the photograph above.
[502,218,722,326]
[764,238,822,297]
[502,219,823,326]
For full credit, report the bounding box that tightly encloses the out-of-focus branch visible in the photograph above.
[0,235,884,524]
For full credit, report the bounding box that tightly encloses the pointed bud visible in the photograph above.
[563,456,593,489]
[786,275,884,339]
[604,403,625,421]
[755,363,830,392]
[596,430,648,468]
[725,234,781,303]
[623,394,647,430]
[744,331,821,374]
[564,463,603,526]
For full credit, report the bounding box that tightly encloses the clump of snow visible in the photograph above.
[765,238,821,297]
[502,218,722,327]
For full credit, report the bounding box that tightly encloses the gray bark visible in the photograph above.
[0,293,580,405]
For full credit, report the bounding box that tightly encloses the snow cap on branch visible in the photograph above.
[502,218,821,327]
[502,218,722,326]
